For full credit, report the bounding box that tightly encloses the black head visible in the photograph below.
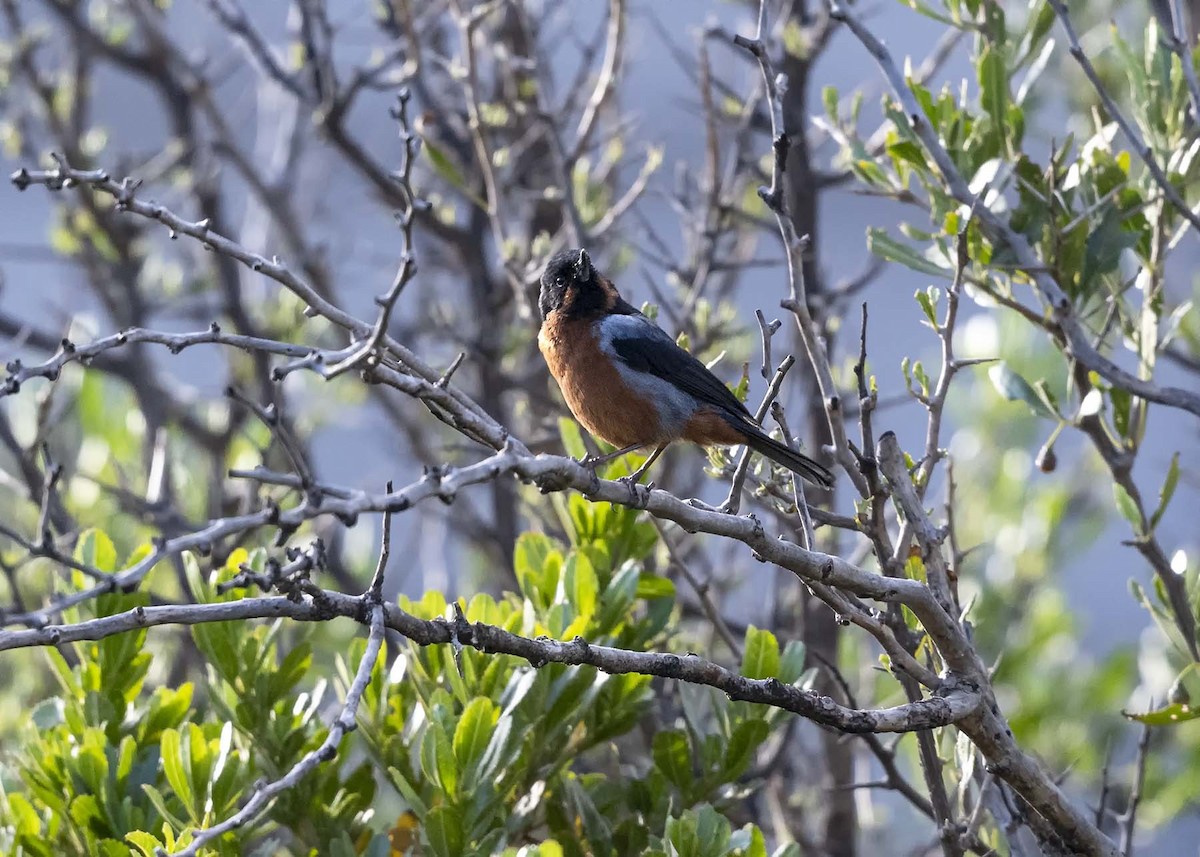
[539,248,610,320]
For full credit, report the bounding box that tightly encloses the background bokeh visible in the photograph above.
[2,0,1198,853]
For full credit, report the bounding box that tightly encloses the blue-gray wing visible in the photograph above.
[600,314,752,419]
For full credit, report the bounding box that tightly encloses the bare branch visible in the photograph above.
[0,590,979,734]
[722,353,795,514]
[9,158,500,438]
[170,603,387,857]
[1119,723,1153,856]
[571,0,625,160]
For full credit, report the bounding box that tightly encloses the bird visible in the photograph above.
[537,248,834,489]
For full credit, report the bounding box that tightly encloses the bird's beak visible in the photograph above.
[576,248,592,281]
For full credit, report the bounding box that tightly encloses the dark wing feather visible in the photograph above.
[609,319,752,418]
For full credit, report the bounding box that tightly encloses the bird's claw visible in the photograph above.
[618,475,653,509]
[571,454,605,494]
[575,453,603,472]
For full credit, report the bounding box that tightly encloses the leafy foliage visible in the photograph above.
[0,503,805,855]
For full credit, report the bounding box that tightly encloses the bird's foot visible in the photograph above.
[569,454,606,495]
[575,453,604,470]
[618,476,654,509]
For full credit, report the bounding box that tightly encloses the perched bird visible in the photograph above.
[537,248,834,488]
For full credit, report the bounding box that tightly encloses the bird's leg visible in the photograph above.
[577,442,644,470]
[620,443,667,485]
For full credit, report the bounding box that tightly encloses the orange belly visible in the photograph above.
[681,409,745,446]
[539,316,666,448]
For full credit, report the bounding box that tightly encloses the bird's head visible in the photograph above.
[539,248,612,320]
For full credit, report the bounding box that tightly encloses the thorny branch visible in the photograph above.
[0,586,979,736]
[0,2,1183,854]
[170,495,399,854]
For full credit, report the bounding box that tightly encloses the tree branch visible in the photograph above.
[0,589,980,735]
[829,0,1200,422]
[1047,0,1200,239]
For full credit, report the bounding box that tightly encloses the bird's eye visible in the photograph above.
[555,276,565,286]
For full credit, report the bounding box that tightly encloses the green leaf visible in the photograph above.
[1080,206,1136,295]
[652,730,694,792]
[867,227,950,277]
[562,551,598,622]
[822,85,839,119]
[190,617,240,684]
[1150,452,1180,529]
[693,805,732,857]
[1123,702,1200,725]
[68,793,101,831]
[44,647,76,696]
[723,719,769,778]
[270,642,313,700]
[745,825,768,857]
[565,777,612,854]
[514,532,558,606]
[987,362,1054,418]
[140,785,188,831]
[30,697,63,730]
[5,792,40,838]
[887,138,928,170]
[424,804,465,857]
[978,43,1009,150]
[558,417,587,460]
[75,528,117,573]
[184,722,212,808]
[386,766,430,817]
[125,831,166,857]
[158,729,195,821]
[778,640,808,684]
[596,560,640,632]
[420,722,458,797]
[1113,483,1144,535]
[422,138,485,210]
[1032,379,1062,419]
[1111,386,1132,438]
[741,626,781,680]
[453,697,498,776]
[915,287,940,326]
[635,573,675,600]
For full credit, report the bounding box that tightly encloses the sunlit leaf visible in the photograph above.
[988,362,1055,418]
[1123,702,1200,725]
[742,626,780,680]
[867,227,951,277]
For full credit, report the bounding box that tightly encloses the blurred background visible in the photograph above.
[2,0,1199,853]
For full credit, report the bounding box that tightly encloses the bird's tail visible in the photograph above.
[738,423,834,489]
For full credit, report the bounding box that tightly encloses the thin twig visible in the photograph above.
[169,603,387,857]
[1119,722,1153,856]
[1096,741,1114,828]
[722,354,796,513]
[9,158,500,437]
[321,91,423,379]
[731,21,868,497]
[226,387,316,497]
